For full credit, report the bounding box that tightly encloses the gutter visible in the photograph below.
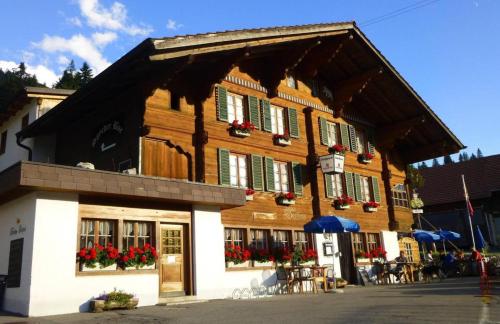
[16,133,32,161]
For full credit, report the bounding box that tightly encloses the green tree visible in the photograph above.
[470,153,477,160]
[458,153,464,162]
[77,62,93,88]
[432,158,440,167]
[477,148,483,158]
[0,62,43,112]
[463,152,469,161]
[54,60,79,89]
[406,164,425,190]
[443,155,453,165]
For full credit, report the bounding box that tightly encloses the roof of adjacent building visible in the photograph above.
[419,154,500,206]
[18,22,463,162]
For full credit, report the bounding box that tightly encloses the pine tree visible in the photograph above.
[463,152,469,161]
[470,153,477,160]
[443,155,453,165]
[54,60,79,89]
[477,148,483,158]
[432,158,440,167]
[77,62,93,88]
[420,161,428,169]
[0,62,43,112]
[458,153,464,162]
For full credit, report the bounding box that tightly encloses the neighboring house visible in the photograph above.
[0,22,462,316]
[0,87,74,172]
[419,155,500,249]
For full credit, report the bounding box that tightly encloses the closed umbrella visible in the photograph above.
[434,230,461,253]
[304,216,360,291]
[475,226,486,250]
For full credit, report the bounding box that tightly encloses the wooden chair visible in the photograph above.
[275,266,295,294]
[298,267,318,293]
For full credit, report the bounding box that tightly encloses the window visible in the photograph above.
[392,184,409,207]
[224,228,245,247]
[366,233,380,252]
[272,230,291,248]
[327,173,344,198]
[80,219,116,249]
[404,242,415,263]
[270,105,285,135]
[286,74,297,89]
[229,153,248,188]
[170,92,180,111]
[0,131,6,155]
[352,233,365,254]
[356,129,367,154]
[123,221,154,250]
[273,161,289,193]
[294,231,312,251]
[250,229,269,250]
[21,114,29,129]
[360,176,371,202]
[227,92,244,123]
[326,121,337,146]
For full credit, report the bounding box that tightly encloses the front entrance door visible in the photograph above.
[338,232,357,284]
[160,224,185,295]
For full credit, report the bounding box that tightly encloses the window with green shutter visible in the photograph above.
[367,130,376,156]
[371,177,381,203]
[340,124,350,149]
[288,108,299,138]
[324,174,334,198]
[216,86,228,122]
[261,99,272,132]
[291,162,303,196]
[218,148,230,186]
[251,155,264,191]
[248,96,261,130]
[348,125,358,152]
[319,117,328,145]
[264,156,275,191]
[353,173,362,202]
[344,172,355,199]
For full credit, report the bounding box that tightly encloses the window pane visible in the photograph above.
[273,162,281,191]
[357,130,366,154]
[270,106,277,133]
[227,94,235,122]
[273,230,290,248]
[327,122,337,146]
[224,228,244,247]
[235,96,244,122]
[280,163,289,193]
[276,108,284,135]
[250,229,269,250]
[238,156,247,188]
[229,154,238,187]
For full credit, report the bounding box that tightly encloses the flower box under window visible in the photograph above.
[231,129,251,138]
[226,260,251,268]
[229,120,255,138]
[333,195,354,210]
[80,263,117,272]
[245,188,255,201]
[252,260,274,267]
[273,132,291,146]
[358,153,374,164]
[277,197,295,205]
[363,201,379,213]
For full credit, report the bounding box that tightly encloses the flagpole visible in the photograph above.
[462,174,476,250]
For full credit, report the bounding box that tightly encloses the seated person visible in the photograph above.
[443,250,458,276]
[389,251,408,281]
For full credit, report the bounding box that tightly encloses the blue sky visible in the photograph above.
[1,0,498,159]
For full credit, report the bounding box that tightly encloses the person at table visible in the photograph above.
[443,250,458,276]
[390,251,408,282]
[425,251,433,263]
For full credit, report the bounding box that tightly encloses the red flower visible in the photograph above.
[144,243,151,250]
[85,255,91,260]
[128,249,135,259]
[140,255,147,263]
[245,188,255,196]
[89,248,97,258]
[122,255,129,262]
[329,144,347,154]
[79,249,87,258]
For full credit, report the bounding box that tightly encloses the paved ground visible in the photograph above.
[1,277,499,324]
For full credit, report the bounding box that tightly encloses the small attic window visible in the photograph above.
[286,74,298,89]
[171,92,180,111]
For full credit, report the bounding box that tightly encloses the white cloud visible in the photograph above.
[166,19,183,31]
[35,34,111,73]
[21,51,35,63]
[78,0,153,36]
[67,16,83,27]
[92,31,118,47]
[57,55,71,66]
[0,60,58,86]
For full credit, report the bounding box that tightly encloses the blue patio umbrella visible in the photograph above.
[413,230,441,243]
[434,230,461,253]
[475,226,486,250]
[304,216,360,291]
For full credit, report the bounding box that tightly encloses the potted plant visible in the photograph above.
[272,246,292,265]
[229,120,255,137]
[334,194,354,210]
[78,243,119,271]
[410,197,424,214]
[328,144,347,155]
[225,244,251,268]
[276,192,296,205]
[90,289,138,312]
[363,201,379,212]
[120,244,158,270]
[369,247,387,262]
[299,248,318,266]
[358,152,374,164]
[245,188,255,201]
[355,250,370,263]
[273,130,291,146]
[251,248,275,267]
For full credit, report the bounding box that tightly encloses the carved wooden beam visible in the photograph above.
[333,67,383,117]
[376,115,426,149]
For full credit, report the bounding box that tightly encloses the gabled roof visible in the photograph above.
[419,154,500,206]
[18,22,463,162]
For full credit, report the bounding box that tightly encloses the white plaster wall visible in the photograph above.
[0,193,37,315]
[222,269,277,297]
[315,233,342,278]
[27,192,158,316]
[192,205,226,299]
[381,231,400,261]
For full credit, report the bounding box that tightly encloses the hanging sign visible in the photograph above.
[319,154,345,174]
[412,209,423,214]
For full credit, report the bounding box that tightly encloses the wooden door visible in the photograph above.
[160,224,185,295]
[338,233,357,284]
[142,138,189,179]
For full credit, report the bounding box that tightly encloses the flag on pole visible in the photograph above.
[462,175,474,217]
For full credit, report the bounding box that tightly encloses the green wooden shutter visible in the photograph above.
[348,125,358,152]
[324,174,334,198]
[218,148,230,186]
[248,96,261,130]
[371,176,381,203]
[319,117,328,145]
[261,99,272,132]
[367,130,376,156]
[288,108,299,138]
[340,124,350,149]
[291,162,303,196]
[251,155,264,191]
[353,173,362,202]
[216,86,228,122]
[264,157,275,191]
[345,172,355,199]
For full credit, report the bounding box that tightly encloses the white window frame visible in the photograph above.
[392,184,409,208]
[227,92,245,123]
[229,153,248,188]
[270,105,285,135]
[326,121,337,146]
[294,231,311,251]
[250,229,269,250]
[224,228,245,247]
[273,161,289,193]
[360,176,371,202]
[356,129,367,154]
[329,173,344,198]
[272,230,291,248]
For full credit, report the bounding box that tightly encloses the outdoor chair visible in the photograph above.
[275,266,296,294]
[298,267,318,293]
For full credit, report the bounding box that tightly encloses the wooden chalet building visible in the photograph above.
[1,22,462,315]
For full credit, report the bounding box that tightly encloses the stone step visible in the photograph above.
[157,296,209,306]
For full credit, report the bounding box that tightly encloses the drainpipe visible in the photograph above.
[16,133,32,161]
